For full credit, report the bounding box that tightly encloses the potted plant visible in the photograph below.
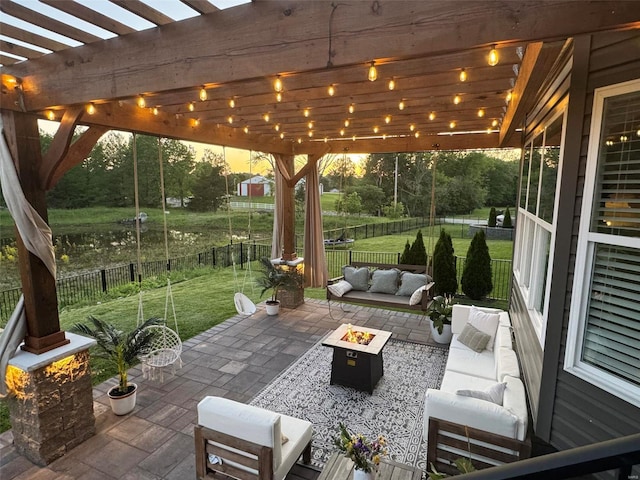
[72,315,162,415]
[256,257,303,315]
[428,295,454,344]
[334,422,387,480]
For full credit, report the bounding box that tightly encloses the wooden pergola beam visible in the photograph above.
[4,1,639,111]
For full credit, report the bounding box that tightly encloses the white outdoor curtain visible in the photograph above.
[304,161,328,287]
[0,117,57,396]
[271,155,285,260]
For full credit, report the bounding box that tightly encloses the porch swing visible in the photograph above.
[132,134,182,381]
[224,147,257,316]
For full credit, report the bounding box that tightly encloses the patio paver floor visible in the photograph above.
[0,299,437,479]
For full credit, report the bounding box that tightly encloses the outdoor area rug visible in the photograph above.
[250,337,448,471]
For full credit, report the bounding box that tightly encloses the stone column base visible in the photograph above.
[6,332,96,466]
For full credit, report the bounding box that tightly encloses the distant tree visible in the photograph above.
[409,230,428,267]
[163,139,196,207]
[433,229,457,296]
[399,240,412,264]
[488,207,497,227]
[502,207,513,228]
[461,230,493,300]
[347,185,386,216]
[383,202,404,219]
[188,163,226,212]
[342,192,363,215]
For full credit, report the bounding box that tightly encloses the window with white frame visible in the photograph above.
[514,112,564,346]
[565,79,640,408]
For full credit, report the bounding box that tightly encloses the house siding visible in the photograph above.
[536,30,640,473]
[512,30,640,471]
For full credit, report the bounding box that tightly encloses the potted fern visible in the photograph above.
[428,295,454,344]
[72,315,162,415]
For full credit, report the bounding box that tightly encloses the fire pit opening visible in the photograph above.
[341,324,375,345]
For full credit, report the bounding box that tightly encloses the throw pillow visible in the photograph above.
[409,285,426,306]
[327,280,353,298]
[468,306,501,352]
[369,269,400,294]
[457,382,507,405]
[458,323,491,352]
[342,266,369,291]
[396,272,427,296]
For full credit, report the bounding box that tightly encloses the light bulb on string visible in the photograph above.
[488,44,499,66]
[193,118,200,127]
[244,126,249,134]
[373,126,379,133]
[280,132,285,139]
[506,91,512,102]
[344,119,350,127]
[229,98,235,108]
[385,115,391,124]
[449,121,456,129]
[478,108,485,117]
[459,68,467,82]
[414,131,420,138]
[152,107,159,115]
[388,79,395,90]
[398,100,405,111]
[340,129,345,136]
[308,121,314,129]
[328,84,335,96]
[352,135,356,141]
[303,108,310,117]
[492,119,499,127]
[274,75,283,93]
[263,113,270,122]
[188,102,195,112]
[275,124,280,132]
[308,130,313,137]
[276,92,282,102]
[227,116,233,124]
[199,87,207,101]
[86,103,96,115]
[409,124,415,132]
[324,137,328,143]
[137,95,146,108]
[297,138,302,144]
[45,110,55,121]
[453,95,461,105]
[368,61,377,82]
[382,134,387,140]
[429,112,436,121]
[349,103,355,114]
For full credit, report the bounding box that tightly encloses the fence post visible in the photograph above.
[227,244,231,267]
[129,263,135,282]
[212,247,216,267]
[240,243,244,269]
[101,269,107,292]
[397,252,401,264]
[198,252,202,265]
[349,250,353,264]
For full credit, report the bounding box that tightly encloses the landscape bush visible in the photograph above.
[488,207,497,227]
[433,229,457,296]
[461,230,493,300]
[503,207,513,228]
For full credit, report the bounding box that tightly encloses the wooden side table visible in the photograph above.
[318,453,422,480]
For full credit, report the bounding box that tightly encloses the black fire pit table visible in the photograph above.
[321,324,392,393]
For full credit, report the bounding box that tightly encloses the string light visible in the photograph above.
[303,108,310,117]
[199,87,207,101]
[344,119,350,127]
[352,135,356,141]
[276,92,282,102]
[409,124,415,132]
[398,100,405,111]
[506,91,512,102]
[324,137,329,143]
[449,121,456,129]
[274,124,280,132]
[137,95,146,108]
[274,75,283,93]
[488,44,499,66]
[605,139,614,146]
[492,119,499,127]
[280,132,285,139]
[385,115,391,124]
[373,126,379,133]
[388,79,395,90]
[193,118,200,127]
[86,103,96,115]
[340,129,345,136]
[308,121,314,129]
[227,116,233,124]
[328,84,335,96]
[349,103,355,114]
[414,131,420,138]
[477,108,485,117]
[229,98,235,108]
[263,113,270,122]
[368,61,377,82]
[382,134,387,140]
[45,110,55,120]
[620,135,628,142]
[152,107,159,115]
[308,130,314,137]
[453,95,461,105]
[244,126,249,133]
[188,102,195,112]
[297,138,302,144]
[429,112,436,121]
[459,68,467,82]
[487,128,492,134]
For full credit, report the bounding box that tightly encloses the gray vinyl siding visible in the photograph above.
[543,30,640,474]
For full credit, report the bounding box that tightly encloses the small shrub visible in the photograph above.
[399,240,412,264]
[461,230,493,300]
[488,207,497,227]
[503,207,513,228]
[409,230,428,266]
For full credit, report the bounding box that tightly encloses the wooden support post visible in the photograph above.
[279,154,297,261]
[1,110,68,354]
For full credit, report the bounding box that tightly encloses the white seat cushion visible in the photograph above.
[276,414,313,480]
[445,339,497,380]
[439,370,500,394]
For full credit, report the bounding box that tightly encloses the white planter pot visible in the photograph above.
[265,300,280,315]
[430,322,453,344]
[353,468,374,480]
[108,383,137,415]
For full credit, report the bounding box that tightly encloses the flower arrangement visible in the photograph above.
[334,423,387,473]
[428,295,454,334]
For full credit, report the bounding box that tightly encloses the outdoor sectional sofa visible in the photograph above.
[423,304,530,473]
[326,262,435,311]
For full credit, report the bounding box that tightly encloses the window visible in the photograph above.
[514,112,565,345]
[565,80,640,408]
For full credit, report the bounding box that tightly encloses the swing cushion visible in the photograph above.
[342,266,370,291]
[327,280,353,298]
[396,272,431,297]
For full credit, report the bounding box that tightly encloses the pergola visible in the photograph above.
[1,0,638,354]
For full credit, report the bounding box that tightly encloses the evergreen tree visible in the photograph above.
[409,230,428,266]
[461,230,493,300]
[433,229,457,295]
[503,207,513,228]
[488,207,497,227]
[399,240,412,264]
